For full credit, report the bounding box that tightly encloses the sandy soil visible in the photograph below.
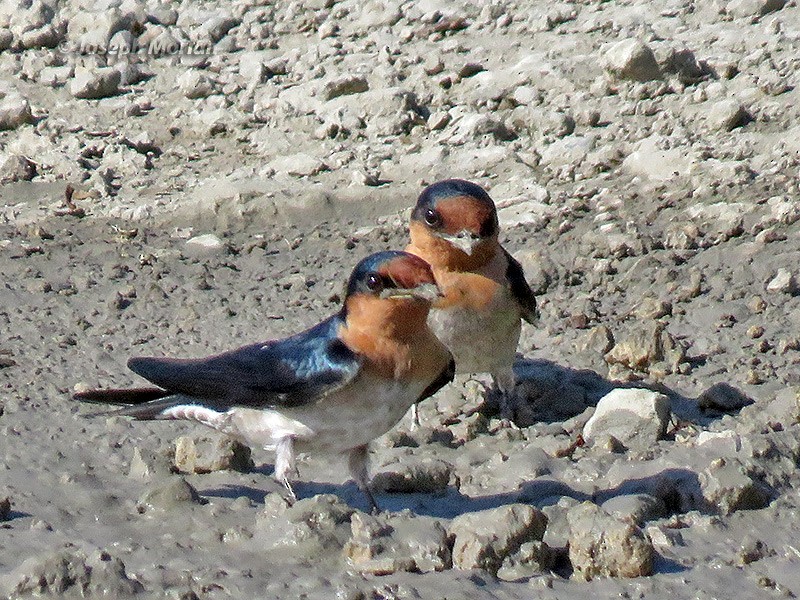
[1,0,800,598]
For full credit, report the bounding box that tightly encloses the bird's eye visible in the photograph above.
[366,273,383,292]
[424,208,441,227]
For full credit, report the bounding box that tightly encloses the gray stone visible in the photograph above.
[699,458,771,515]
[766,268,797,294]
[603,39,661,82]
[567,502,654,579]
[540,135,595,167]
[174,435,253,473]
[662,48,705,83]
[323,75,369,100]
[605,322,685,374]
[726,0,786,17]
[70,67,122,99]
[185,233,225,252]
[497,541,555,581]
[450,113,516,143]
[20,24,62,49]
[178,70,217,99]
[201,15,240,43]
[0,92,33,130]
[371,458,454,494]
[238,51,270,83]
[343,511,451,574]
[0,154,37,183]
[697,383,754,412]
[67,9,127,46]
[10,549,143,597]
[583,388,671,448]
[707,99,750,131]
[0,28,12,50]
[149,5,178,26]
[137,477,203,512]
[622,135,692,181]
[39,65,74,87]
[269,153,328,176]
[449,504,548,574]
[601,493,667,525]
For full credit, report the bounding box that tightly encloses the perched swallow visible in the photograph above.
[75,251,454,512]
[406,179,538,426]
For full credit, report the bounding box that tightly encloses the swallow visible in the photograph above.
[405,179,538,427]
[75,251,454,513]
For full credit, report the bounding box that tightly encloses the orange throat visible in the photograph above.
[407,221,497,273]
[338,295,431,379]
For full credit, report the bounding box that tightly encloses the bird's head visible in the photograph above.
[409,179,499,268]
[345,250,441,304]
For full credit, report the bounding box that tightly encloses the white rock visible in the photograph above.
[707,99,749,131]
[178,70,216,99]
[269,153,328,177]
[70,67,122,99]
[622,135,693,181]
[0,93,33,130]
[449,505,548,575]
[185,233,224,251]
[238,51,270,83]
[766,268,797,294]
[583,388,671,448]
[39,65,74,87]
[603,39,661,82]
[539,135,595,167]
[568,502,654,579]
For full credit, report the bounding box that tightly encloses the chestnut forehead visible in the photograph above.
[377,255,434,286]
[435,195,495,233]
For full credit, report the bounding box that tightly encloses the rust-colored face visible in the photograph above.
[378,253,437,290]
[434,194,497,237]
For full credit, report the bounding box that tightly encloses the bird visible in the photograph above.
[75,250,455,513]
[405,178,538,427]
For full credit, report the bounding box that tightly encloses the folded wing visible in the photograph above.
[130,316,361,409]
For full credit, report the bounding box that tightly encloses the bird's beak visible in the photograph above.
[441,230,482,256]
[380,282,442,302]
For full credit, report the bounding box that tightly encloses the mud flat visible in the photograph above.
[1,0,800,598]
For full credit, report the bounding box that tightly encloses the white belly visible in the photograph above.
[219,374,426,454]
[428,295,521,375]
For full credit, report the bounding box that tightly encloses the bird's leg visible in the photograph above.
[274,436,299,504]
[348,444,380,514]
[409,402,421,430]
[492,367,519,429]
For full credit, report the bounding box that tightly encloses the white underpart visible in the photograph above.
[157,375,429,458]
[428,291,522,378]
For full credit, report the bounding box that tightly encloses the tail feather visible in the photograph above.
[74,387,170,405]
[74,387,181,420]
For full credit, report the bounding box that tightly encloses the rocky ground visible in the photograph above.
[1,0,800,598]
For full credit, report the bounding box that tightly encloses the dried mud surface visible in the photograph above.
[1,0,800,598]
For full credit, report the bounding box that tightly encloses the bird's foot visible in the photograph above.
[362,486,381,514]
[409,403,421,431]
[281,477,298,506]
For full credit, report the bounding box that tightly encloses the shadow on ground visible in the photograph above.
[508,357,705,427]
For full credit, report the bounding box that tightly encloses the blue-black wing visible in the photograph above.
[416,356,455,404]
[503,248,538,324]
[124,315,362,410]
